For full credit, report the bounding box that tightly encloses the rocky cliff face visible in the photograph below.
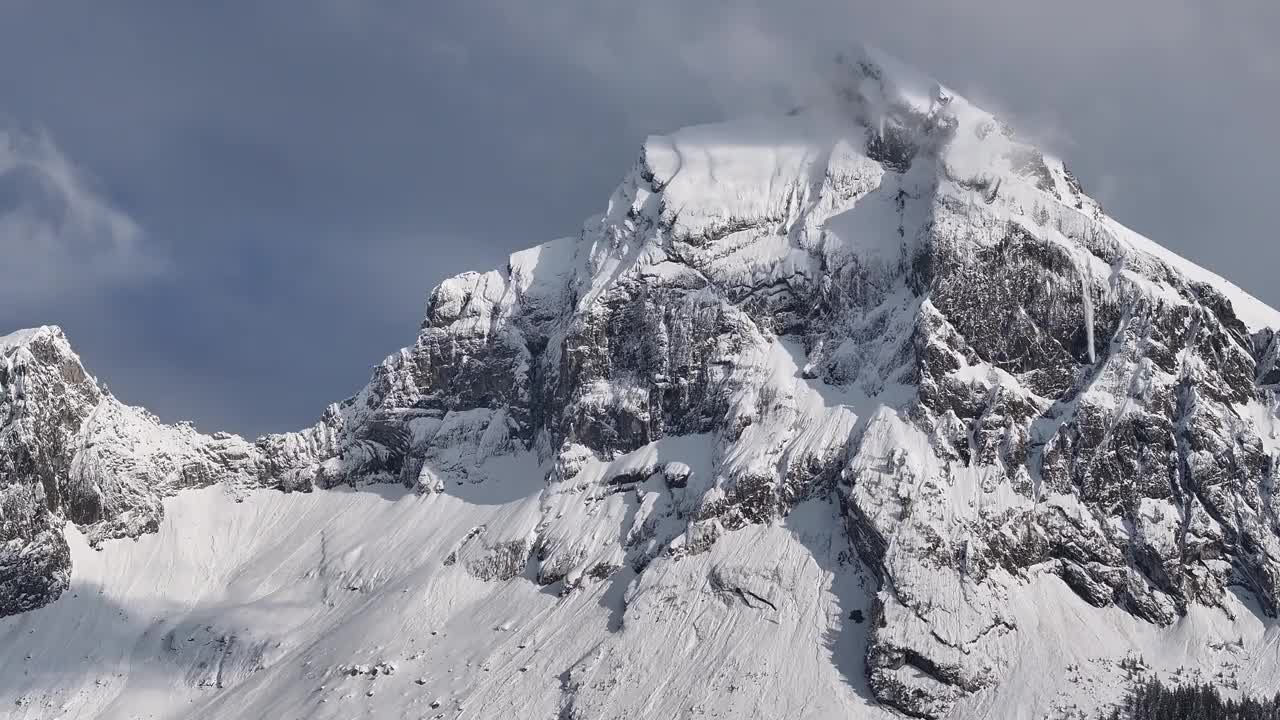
[0,327,266,615]
[3,47,1279,718]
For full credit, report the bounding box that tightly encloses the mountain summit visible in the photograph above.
[4,48,1280,719]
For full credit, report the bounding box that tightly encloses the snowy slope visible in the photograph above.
[4,46,1280,719]
[8,487,1280,720]
[2,486,891,720]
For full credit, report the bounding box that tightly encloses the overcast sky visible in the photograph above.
[1,1,1277,438]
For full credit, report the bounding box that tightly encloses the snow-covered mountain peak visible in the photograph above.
[615,45,1279,342]
[825,45,1051,185]
[0,324,63,350]
[5,49,1280,720]
[0,325,86,380]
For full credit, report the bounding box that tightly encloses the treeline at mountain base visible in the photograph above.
[1102,678,1280,719]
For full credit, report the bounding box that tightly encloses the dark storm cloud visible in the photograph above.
[0,1,1276,436]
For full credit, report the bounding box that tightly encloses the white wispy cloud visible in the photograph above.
[0,123,163,304]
